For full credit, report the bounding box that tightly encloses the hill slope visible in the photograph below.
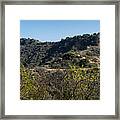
[20,32,100,68]
[20,32,100,100]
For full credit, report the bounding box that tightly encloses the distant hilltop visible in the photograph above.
[20,32,100,43]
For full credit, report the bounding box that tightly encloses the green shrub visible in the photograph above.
[20,64,49,100]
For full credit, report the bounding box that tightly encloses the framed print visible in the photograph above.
[0,0,119,119]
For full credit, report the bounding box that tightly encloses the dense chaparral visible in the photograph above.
[20,32,100,100]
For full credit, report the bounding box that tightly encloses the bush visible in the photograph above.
[20,64,100,100]
[20,64,49,100]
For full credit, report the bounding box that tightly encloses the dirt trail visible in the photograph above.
[46,67,100,72]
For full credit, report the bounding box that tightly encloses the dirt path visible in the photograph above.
[45,67,100,72]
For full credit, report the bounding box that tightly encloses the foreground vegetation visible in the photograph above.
[20,64,100,100]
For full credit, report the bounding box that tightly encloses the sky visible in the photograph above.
[20,20,100,42]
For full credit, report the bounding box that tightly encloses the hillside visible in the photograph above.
[20,32,100,100]
[20,32,100,68]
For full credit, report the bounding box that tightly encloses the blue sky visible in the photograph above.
[20,20,100,42]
